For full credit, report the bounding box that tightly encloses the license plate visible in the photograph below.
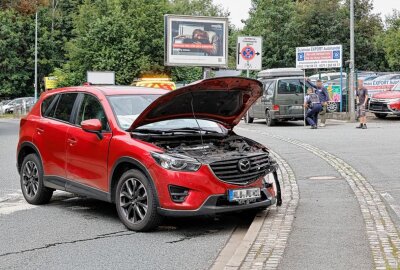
[228,188,261,202]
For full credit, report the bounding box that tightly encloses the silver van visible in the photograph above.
[245,68,312,126]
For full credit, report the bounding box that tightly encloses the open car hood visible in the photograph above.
[128,77,263,131]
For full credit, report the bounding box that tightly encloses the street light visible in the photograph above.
[34,9,38,102]
[349,0,355,121]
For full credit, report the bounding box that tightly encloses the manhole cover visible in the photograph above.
[308,176,338,180]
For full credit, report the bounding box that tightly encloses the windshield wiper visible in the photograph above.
[131,129,167,134]
[167,127,220,134]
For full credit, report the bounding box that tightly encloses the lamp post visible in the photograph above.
[34,10,38,102]
[349,0,355,121]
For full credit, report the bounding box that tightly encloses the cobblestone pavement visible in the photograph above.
[235,126,400,269]
[239,151,299,270]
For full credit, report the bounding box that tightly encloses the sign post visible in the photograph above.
[296,44,343,126]
[236,36,262,77]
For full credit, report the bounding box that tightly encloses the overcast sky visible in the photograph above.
[213,0,400,28]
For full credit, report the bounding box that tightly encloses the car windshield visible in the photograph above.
[108,94,160,130]
[108,94,225,133]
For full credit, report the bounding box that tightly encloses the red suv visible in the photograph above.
[17,77,281,231]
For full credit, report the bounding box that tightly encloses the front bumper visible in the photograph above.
[157,188,274,217]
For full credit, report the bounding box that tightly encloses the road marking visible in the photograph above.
[237,127,400,269]
[381,192,400,218]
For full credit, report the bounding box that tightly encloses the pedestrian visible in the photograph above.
[307,78,330,127]
[304,87,322,129]
[356,79,369,129]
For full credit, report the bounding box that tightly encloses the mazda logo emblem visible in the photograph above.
[238,158,251,173]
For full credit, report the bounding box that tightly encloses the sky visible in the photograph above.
[213,0,400,28]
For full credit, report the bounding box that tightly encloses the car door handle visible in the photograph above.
[36,127,44,134]
[67,138,77,146]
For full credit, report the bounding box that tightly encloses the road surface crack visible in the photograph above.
[0,230,135,257]
[166,229,220,244]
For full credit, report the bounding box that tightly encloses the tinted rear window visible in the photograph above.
[41,95,58,116]
[51,93,78,122]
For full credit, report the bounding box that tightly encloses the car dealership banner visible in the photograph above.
[236,36,262,70]
[364,79,400,96]
[296,45,342,69]
[164,15,228,67]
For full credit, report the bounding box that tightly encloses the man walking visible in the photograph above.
[356,79,369,129]
[307,79,330,127]
[304,88,322,129]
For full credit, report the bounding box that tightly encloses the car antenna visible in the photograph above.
[190,93,204,148]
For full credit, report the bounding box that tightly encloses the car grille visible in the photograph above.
[209,153,271,185]
[369,101,390,112]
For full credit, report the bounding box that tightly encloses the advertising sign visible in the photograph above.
[364,79,400,96]
[44,76,58,90]
[326,85,342,102]
[87,71,115,85]
[164,15,228,67]
[296,45,342,69]
[237,36,262,70]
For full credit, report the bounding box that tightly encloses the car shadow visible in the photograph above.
[46,192,255,235]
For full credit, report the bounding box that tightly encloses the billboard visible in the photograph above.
[164,15,228,67]
[44,76,58,90]
[364,79,400,96]
[237,36,262,70]
[87,71,115,85]
[296,45,342,69]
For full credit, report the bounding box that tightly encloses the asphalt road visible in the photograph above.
[0,119,252,270]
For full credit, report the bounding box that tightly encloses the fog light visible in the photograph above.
[168,185,189,203]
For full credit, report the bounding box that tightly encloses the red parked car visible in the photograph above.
[369,82,400,118]
[17,77,281,231]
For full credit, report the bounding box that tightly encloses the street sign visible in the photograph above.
[87,71,115,85]
[44,76,58,90]
[296,45,342,69]
[237,36,262,70]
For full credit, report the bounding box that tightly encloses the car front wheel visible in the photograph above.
[115,169,162,231]
[20,154,53,205]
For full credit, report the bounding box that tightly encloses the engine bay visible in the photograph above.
[141,134,269,164]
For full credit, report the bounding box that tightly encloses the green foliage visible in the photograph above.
[380,11,400,70]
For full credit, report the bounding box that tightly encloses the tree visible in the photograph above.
[379,10,400,70]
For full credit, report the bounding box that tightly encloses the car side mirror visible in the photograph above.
[81,119,103,139]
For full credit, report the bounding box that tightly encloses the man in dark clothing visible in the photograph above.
[356,79,369,129]
[304,88,322,129]
[307,78,330,127]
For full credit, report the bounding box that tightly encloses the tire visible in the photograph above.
[375,113,387,119]
[115,169,162,231]
[20,154,53,205]
[244,111,254,124]
[265,110,276,127]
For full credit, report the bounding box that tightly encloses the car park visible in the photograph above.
[245,68,312,126]
[17,77,282,231]
[3,97,34,114]
[368,82,400,118]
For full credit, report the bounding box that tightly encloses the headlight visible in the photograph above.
[151,152,201,172]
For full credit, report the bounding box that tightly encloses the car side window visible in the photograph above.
[51,93,78,122]
[277,79,303,94]
[41,95,58,116]
[77,94,109,131]
[263,81,272,96]
[266,81,276,95]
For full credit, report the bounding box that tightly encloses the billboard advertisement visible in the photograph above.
[296,45,342,69]
[364,79,400,96]
[236,36,262,70]
[164,15,228,67]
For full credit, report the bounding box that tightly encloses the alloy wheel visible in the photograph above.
[22,161,39,198]
[119,178,148,224]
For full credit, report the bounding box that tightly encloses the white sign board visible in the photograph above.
[87,71,115,85]
[164,15,229,68]
[296,45,342,69]
[237,36,262,70]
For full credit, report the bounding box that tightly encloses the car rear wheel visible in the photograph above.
[265,110,276,127]
[115,169,162,231]
[20,154,53,205]
[244,111,254,124]
[374,113,387,119]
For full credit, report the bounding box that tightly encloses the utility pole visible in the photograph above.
[349,0,355,121]
[34,10,38,102]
